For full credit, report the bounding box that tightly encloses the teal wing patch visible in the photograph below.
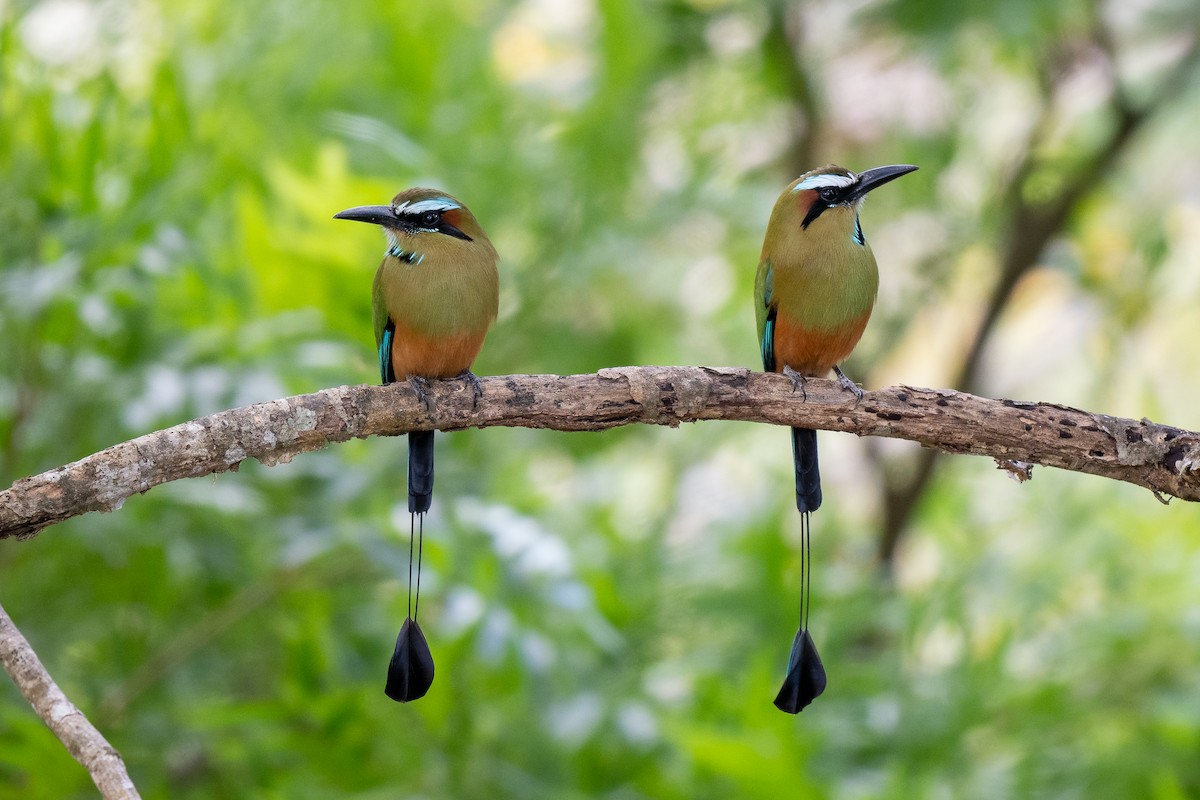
[379,321,396,385]
[760,264,776,372]
[761,312,776,373]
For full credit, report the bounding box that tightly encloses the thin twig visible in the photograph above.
[0,600,141,799]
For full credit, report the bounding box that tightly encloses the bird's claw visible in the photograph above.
[408,375,435,413]
[457,370,484,409]
[782,365,808,402]
[833,365,864,402]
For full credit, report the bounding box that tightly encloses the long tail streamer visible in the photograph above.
[774,510,827,713]
[385,510,435,702]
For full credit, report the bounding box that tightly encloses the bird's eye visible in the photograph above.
[420,211,441,227]
[819,187,838,203]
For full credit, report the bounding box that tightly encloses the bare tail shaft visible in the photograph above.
[791,427,822,514]
[408,431,435,514]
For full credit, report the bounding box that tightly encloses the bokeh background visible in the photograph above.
[3,0,1200,797]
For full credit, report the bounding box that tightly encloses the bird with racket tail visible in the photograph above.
[755,163,917,713]
[336,188,499,703]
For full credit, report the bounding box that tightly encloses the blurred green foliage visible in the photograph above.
[3,0,1200,797]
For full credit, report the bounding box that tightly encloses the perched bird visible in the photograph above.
[755,163,917,713]
[335,188,499,702]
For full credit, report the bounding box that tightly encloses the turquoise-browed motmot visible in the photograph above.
[336,188,499,703]
[756,163,917,712]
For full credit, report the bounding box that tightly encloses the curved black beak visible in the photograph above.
[334,204,397,226]
[849,164,918,202]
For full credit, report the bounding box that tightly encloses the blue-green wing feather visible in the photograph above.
[761,315,776,373]
[379,322,396,385]
[758,263,776,372]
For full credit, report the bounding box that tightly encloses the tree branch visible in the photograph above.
[1,367,1197,540]
[874,33,1200,565]
[0,600,141,799]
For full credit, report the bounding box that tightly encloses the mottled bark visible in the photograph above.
[2,367,1196,541]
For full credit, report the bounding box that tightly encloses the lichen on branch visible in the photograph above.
[1,367,1197,541]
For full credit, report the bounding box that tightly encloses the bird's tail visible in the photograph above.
[408,430,435,514]
[773,505,827,713]
[791,427,822,514]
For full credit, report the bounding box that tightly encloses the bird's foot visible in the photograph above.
[832,365,864,402]
[456,370,484,409]
[408,375,435,413]
[783,365,808,402]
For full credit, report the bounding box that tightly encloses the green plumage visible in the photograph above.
[755,202,879,371]
[335,186,503,706]
[371,247,499,347]
[753,164,915,714]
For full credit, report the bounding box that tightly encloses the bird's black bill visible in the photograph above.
[333,204,396,226]
[849,164,919,203]
[773,627,827,713]
[385,616,435,702]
